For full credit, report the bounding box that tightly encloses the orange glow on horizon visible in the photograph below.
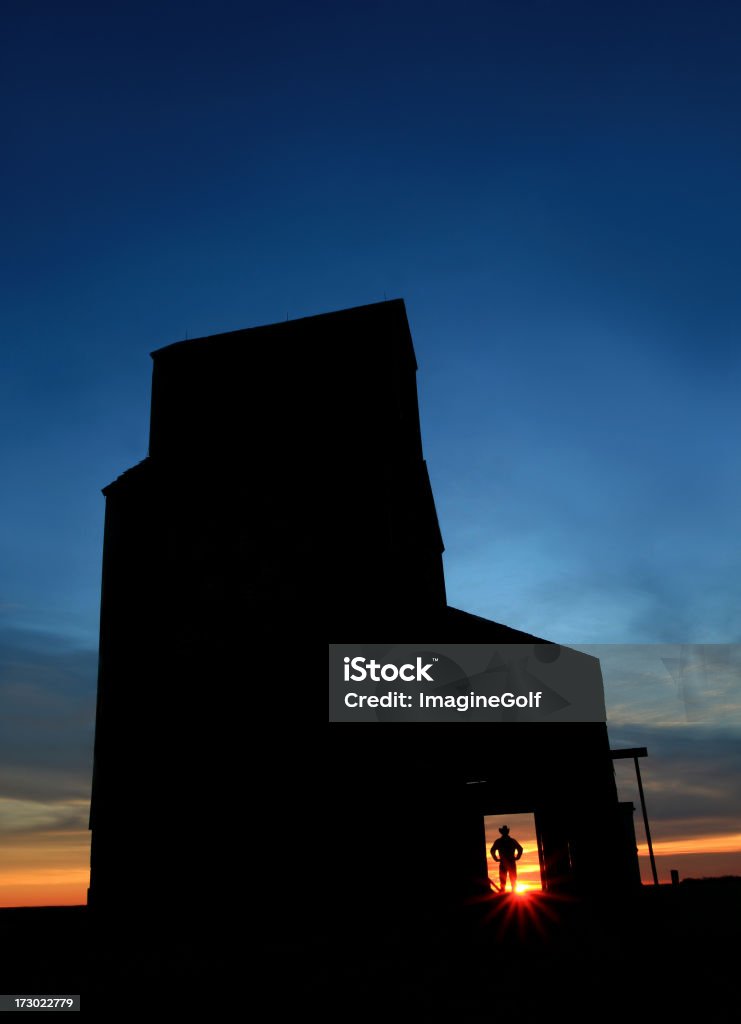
[640,832,741,858]
[0,881,88,908]
[0,810,91,908]
[0,863,90,908]
[2,813,740,908]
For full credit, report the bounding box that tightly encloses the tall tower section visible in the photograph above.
[89,300,446,907]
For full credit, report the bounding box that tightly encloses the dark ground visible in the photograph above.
[1,879,739,1018]
[318,878,741,1021]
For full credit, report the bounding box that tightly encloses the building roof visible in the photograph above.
[149,298,416,369]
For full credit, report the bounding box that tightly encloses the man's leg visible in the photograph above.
[499,863,508,892]
[510,861,518,891]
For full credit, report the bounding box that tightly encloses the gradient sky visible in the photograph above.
[2,1,741,904]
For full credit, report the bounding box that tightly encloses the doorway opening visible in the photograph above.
[484,812,542,893]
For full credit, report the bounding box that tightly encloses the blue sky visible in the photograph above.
[4,0,741,646]
[1,1,741,899]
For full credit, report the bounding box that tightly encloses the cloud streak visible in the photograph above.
[0,625,95,804]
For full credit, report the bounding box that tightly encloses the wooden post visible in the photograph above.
[634,755,659,886]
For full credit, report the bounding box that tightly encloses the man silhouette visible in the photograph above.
[491,825,523,892]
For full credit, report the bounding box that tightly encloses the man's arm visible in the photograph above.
[491,842,501,862]
[515,840,523,860]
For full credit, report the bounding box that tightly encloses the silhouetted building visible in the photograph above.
[88,299,639,917]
